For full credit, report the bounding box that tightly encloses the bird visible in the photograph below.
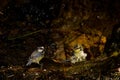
[70,44,87,63]
[26,46,45,66]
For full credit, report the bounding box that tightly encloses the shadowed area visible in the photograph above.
[0,0,120,79]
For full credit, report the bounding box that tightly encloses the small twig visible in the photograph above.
[8,29,46,40]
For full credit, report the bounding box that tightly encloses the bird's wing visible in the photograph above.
[30,51,44,59]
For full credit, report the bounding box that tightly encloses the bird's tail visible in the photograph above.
[26,60,32,66]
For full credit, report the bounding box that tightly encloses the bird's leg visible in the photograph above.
[39,63,43,70]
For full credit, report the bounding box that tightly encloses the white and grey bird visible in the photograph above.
[26,46,45,66]
[70,44,87,63]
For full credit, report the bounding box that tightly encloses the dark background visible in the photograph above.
[0,0,120,65]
